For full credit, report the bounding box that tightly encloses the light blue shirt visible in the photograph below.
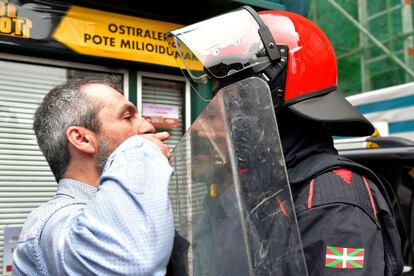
[12,135,174,276]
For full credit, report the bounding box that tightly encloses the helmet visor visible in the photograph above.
[167,8,271,83]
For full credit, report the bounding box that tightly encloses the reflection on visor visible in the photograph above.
[206,44,268,77]
[168,8,271,82]
[171,37,209,83]
[209,61,244,78]
[169,77,308,275]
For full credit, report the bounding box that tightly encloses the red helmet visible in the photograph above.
[258,10,374,136]
[259,10,337,106]
[168,7,374,136]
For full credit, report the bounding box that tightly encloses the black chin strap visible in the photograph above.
[259,45,289,110]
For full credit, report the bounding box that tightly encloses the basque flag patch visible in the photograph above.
[325,246,364,269]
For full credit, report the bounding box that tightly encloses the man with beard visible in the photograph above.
[12,77,174,275]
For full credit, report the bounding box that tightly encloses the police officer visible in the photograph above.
[168,6,404,276]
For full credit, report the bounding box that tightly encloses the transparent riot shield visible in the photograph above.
[168,77,308,276]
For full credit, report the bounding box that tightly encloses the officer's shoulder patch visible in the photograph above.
[325,245,365,269]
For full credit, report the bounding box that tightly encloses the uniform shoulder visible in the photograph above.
[293,167,377,223]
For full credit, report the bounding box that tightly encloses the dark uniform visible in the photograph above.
[278,110,404,276]
[292,153,403,275]
[166,5,406,276]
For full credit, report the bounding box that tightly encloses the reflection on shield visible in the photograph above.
[169,77,308,276]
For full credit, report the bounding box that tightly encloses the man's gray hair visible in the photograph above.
[33,75,123,182]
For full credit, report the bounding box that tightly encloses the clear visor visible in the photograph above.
[167,8,271,83]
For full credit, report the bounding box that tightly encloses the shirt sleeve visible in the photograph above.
[40,135,174,276]
[297,202,385,276]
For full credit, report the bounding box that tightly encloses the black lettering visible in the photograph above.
[92,35,102,44]
[120,39,131,48]
[108,23,117,33]
[136,28,143,38]
[109,37,115,47]
[166,47,174,56]
[146,43,154,52]
[84,33,91,42]
[12,18,24,36]
[119,25,125,35]
[158,45,165,54]
[126,26,133,36]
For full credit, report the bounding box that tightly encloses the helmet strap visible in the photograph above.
[257,45,289,111]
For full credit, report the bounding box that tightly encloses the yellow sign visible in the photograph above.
[0,1,32,38]
[53,6,201,69]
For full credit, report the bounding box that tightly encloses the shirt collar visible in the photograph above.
[56,178,97,202]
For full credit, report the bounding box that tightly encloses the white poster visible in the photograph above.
[3,226,22,275]
[142,103,180,128]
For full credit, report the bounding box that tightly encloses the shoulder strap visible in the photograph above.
[290,153,403,275]
[293,168,378,224]
[289,152,394,216]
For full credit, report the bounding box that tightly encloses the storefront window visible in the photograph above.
[0,59,126,274]
[140,74,187,150]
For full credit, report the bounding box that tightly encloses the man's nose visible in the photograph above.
[136,117,156,134]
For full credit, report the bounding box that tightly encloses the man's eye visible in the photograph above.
[123,114,133,120]
[126,114,138,121]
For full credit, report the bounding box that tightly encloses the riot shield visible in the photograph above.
[168,77,308,276]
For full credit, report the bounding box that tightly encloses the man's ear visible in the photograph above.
[66,126,97,155]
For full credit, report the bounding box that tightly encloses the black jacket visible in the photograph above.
[278,109,404,276]
[290,152,403,276]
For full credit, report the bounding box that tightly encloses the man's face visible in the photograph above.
[82,83,155,170]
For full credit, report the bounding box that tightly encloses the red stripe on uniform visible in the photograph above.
[307,179,315,209]
[362,176,379,225]
[333,168,353,184]
[276,196,288,217]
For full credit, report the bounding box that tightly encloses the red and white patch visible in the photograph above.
[325,246,364,269]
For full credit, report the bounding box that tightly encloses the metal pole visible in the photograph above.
[358,0,370,91]
[402,0,414,81]
[327,0,414,78]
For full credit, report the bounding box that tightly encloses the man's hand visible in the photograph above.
[141,132,171,160]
